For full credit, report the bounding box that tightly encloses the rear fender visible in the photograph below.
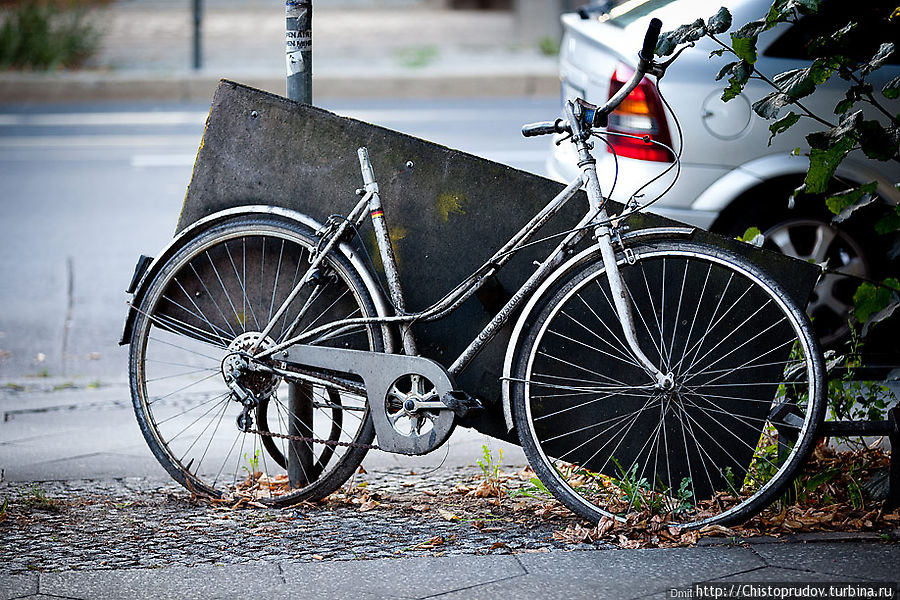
[119,205,394,351]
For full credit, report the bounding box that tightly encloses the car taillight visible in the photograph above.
[606,64,672,162]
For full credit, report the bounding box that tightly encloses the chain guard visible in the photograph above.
[272,345,456,455]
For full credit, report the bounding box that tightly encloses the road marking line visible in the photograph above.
[0,112,209,127]
[0,107,526,128]
[131,154,196,168]
[0,135,200,148]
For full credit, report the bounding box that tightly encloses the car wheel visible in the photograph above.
[711,179,883,348]
[761,218,870,347]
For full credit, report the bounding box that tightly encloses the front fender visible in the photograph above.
[499,226,694,433]
[119,205,393,348]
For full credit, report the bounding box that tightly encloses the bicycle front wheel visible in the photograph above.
[129,215,383,506]
[512,241,825,528]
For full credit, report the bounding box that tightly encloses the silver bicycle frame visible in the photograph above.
[256,101,669,388]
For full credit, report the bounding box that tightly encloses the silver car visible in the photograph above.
[548,0,899,345]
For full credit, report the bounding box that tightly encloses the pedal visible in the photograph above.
[442,390,484,427]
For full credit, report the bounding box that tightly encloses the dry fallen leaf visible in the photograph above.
[359,500,379,512]
[438,509,460,522]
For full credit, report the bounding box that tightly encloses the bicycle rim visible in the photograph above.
[513,241,825,528]
[129,217,382,506]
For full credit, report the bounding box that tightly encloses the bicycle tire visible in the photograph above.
[129,215,383,507]
[511,240,825,528]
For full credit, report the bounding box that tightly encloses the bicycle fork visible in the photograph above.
[568,102,674,392]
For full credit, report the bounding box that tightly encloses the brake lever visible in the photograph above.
[650,43,693,80]
[555,132,574,146]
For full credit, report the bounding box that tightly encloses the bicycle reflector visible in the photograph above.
[605,64,673,162]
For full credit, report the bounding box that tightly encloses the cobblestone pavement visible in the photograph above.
[0,467,598,575]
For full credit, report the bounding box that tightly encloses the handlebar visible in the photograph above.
[640,18,662,62]
[521,119,566,137]
[521,18,663,137]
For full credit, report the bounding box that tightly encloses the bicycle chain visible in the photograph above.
[248,428,382,451]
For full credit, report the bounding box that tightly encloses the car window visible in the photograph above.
[580,0,681,27]
[764,0,899,64]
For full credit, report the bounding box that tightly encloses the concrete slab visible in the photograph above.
[751,543,900,582]
[40,561,283,600]
[436,548,766,600]
[711,565,872,583]
[278,555,525,599]
[0,573,39,600]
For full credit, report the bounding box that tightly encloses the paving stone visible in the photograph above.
[751,542,900,582]
[41,562,283,600]
[0,470,576,575]
[0,573,39,600]
[279,554,525,599]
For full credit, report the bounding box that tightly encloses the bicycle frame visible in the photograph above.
[255,100,670,390]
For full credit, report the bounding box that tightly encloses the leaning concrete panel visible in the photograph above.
[179,80,818,439]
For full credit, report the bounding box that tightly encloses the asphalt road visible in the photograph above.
[0,96,559,382]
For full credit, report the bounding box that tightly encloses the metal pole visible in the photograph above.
[192,0,202,70]
[285,0,312,102]
[286,0,314,488]
[287,382,315,488]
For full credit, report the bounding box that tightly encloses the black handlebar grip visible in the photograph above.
[522,121,560,137]
[640,18,662,61]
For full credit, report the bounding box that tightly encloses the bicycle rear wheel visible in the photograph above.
[512,240,825,528]
[129,215,383,506]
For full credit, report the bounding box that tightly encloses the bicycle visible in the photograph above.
[124,19,826,528]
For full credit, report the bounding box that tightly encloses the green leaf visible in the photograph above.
[721,61,752,102]
[656,33,678,57]
[752,92,791,119]
[809,57,840,85]
[772,67,816,100]
[834,98,854,114]
[770,0,821,22]
[875,206,900,235]
[736,19,767,39]
[730,33,758,64]
[854,278,900,335]
[825,181,878,222]
[707,7,732,34]
[807,111,862,149]
[738,227,765,246]
[657,19,707,56]
[709,48,727,58]
[804,135,855,194]
[857,121,900,161]
[768,112,801,144]
[862,42,896,75]
[715,61,738,81]
[883,76,900,100]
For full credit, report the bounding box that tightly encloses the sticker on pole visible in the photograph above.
[286,27,311,74]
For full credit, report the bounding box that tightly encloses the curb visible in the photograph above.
[0,71,560,103]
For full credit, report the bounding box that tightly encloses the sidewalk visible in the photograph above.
[0,3,560,103]
[1,383,899,599]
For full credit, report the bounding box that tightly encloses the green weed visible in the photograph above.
[0,3,101,70]
[21,484,59,512]
[242,449,261,477]
[395,45,438,69]
[511,476,552,499]
[537,36,560,56]
[477,444,502,485]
